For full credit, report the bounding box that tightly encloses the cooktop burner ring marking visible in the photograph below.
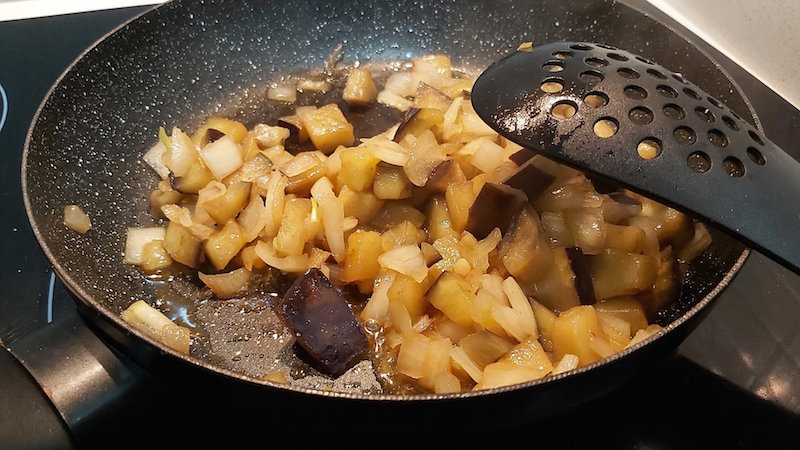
[0,82,7,133]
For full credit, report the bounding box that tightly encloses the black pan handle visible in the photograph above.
[0,348,73,449]
[5,310,153,444]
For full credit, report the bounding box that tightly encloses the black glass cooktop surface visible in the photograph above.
[1,3,799,449]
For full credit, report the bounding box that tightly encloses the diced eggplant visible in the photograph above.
[203,181,251,224]
[465,182,526,239]
[277,115,309,144]
[163,221,204,268]
[565,247,596,305]
[169,161,214,194]
[424,159,467,193]
[276,268,368,377]
[601,192,642,224]
[413,82,452,111]
[585,172,621,194]
[373,162,412,200]
[393,108,444,143]
[502,159,556,201]
[508,148,536,166]
[588,249,660,300]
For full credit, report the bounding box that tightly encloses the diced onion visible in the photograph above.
[124,227,166,265]
[254,124,290,148]
[361,272,395,324]
[142,141,170,179]
[199,135,243,180]
[310,177,345,263]
[470,139,505,174]
[552,354,579,375]
[377,244,428,283]
[377,90,414,112]
[384,72,415,97]
[360,136,410,166]
[268,84,297,103]
[450,346,483,383]
[297,78,331,93]
[160,205,215,240]
[198,268,252,298]
[502,276,538,338]
[262,171,288,238]
[254,240,309,273]
[279,152,322,178]
[121,300,190,354]
[342,216,358,232]
[164,127,198,177]
[63,205,92,234]
[238,192,269,242]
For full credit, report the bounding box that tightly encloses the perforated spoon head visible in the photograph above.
[471,42,800,274]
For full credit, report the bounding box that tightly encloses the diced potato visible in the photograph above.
[343,68,378,105]
[387,272,429,320]
[341,230,383,283]
[414,83,452,111]
[163,222,204,268]
[425,195,457,242]
[475,338,553,390]
[204,220,248,270]
[203,181,251,224]
[394,108,445,143]
[396,332,430,379]
[239,244,267,271]
[149,180,183,218]
[373,163,412,200]
[426,271,475,326]
[298,104,355,154]
[121,300,190,354]
[597,312,632,351]
[338,147,380,191]
[498,205,553,288]
[458,330,515,369]
[140,240,172,273]
[595,297,648,333]
[169,159,214,194]
[588,249,660,300]
[225,153,272,187]
[340,185,384,224]
[445,180,475,233]
[564,208,607,255]
[551,305,607,365]
[605,223,646,253]
[371,201,425,231]
[273,198,312,257]
[192,116,249,147]
[381,220,427,251]
[253,124,290,148]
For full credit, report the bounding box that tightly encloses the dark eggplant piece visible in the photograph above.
[465,182,526,239]
[502,159,556,200]
[508,148,537,165]
[424,159,466,193]
[277,115,308,144]
[168,162,214,194]
[276,268,368,377]
[586,172,621,194]
[565,247,596,305]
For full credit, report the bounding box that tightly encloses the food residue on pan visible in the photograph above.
[120,52,711,395]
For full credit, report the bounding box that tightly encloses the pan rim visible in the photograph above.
[21,0,753,402]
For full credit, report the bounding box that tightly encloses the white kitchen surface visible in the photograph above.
[0,0,798,109]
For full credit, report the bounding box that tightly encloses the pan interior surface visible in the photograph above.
[23,0,749,400]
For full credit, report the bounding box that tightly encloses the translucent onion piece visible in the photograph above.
[377,244,428,283]
[164,127,199,177]
[254,240,309,274]
[552,354,580,375]
[377,90,414,112]
[121,300,190,354]
[361,271,395,324]
[123,227,166,265]
[310,177,345,263]
[199,268,252,298]
[238,191,268,242]
[268,84,297,103]
[142,141,170,179]
[296,78,331,93]
[199,135,243,180]
[63,205,92,234]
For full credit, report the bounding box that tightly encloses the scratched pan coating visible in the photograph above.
[22,0,750,424]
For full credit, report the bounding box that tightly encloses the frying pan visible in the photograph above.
[22,0,751,433]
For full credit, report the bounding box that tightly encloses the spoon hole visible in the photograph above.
[723,157,745,177]
[688,151,711,173]
[540,79,564,93]
[637,138,662,160]
[551,101,577,120]
[584,92,609,108]
[594,118,618,138]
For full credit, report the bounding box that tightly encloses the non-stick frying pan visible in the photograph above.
[22,0,750,432]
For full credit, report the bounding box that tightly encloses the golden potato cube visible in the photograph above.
[551,305,606,365]
[140,240,172,273]
[298,103,354,154]
[341,229,383,283]
[588,249,660,300]
[342,68,378,106]
[445,180,475,233]
[203,181,251,225]
[163,221,204,268]
[204,220,248,270]
[426,271,475,327]
[191,116,249,147]
[340,185,385,224]
[381,220,427,252]
[338,147,379,191]
[388,272,429,321]
[373,162,412,200]
[273,198,312,257]
[595,297,648,334]
[476,338,553,390]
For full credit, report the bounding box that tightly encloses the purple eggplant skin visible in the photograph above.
[502,159,556,201]
[465,182,527,239]
[565,247,597,305]
[276,268,369,377]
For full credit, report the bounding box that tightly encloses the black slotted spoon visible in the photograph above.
[471,41,800,275]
